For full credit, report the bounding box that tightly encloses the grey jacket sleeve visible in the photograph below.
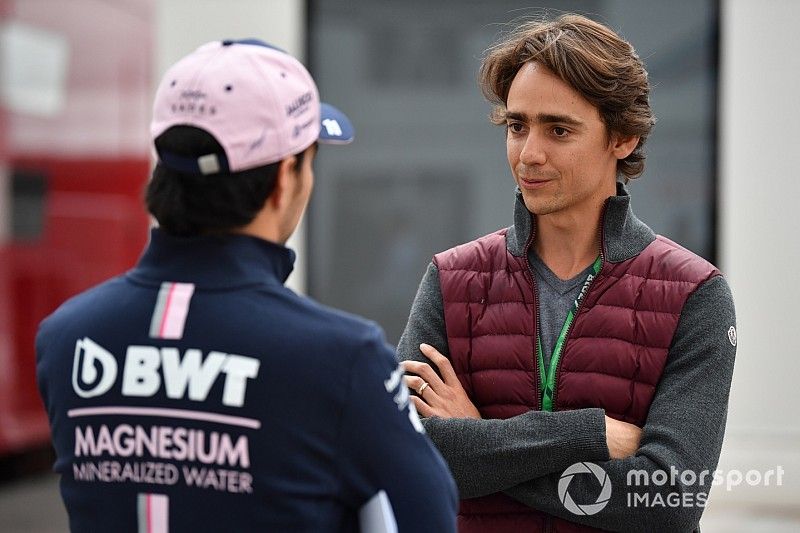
[397,262,610,498]
[503,275,737,533]
[397,262,451,362]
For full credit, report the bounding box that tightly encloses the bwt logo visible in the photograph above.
[72,337,260,407]
[558,462,612,516]
[73,338,117,399]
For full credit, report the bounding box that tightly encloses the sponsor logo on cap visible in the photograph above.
[180,90,207,100]
[322,119,343,137]
[293,118,315,138]
[286,91,313,117]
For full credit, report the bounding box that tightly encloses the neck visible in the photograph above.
[533,195,610,280]
[234,208,287,245]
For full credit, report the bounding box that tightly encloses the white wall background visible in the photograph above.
[713,0,800,519]
[155,0,308,293]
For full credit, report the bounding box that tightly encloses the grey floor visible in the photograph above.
[0,474,68,533]
[0,473,798,532]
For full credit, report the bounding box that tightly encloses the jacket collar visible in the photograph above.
[506,182,656,263]
[127,228,296,289]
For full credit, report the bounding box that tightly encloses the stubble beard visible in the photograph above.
[517,176,569,216]
[521,188,566,216]
[514,165,567,215]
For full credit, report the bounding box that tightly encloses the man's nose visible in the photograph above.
[519,133,547,166]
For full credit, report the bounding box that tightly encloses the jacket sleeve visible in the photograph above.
[503,275,737,533]
[397,263,610,499]
[336,323,458,533]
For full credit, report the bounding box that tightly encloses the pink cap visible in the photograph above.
[150,40,353,175]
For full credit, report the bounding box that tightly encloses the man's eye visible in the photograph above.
[507,122,524,133]
[553,127,569,137]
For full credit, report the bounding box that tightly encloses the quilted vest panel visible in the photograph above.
[435,230,719,533]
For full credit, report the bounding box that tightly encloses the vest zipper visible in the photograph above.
[522,218,542,411]
[550,200,609,411]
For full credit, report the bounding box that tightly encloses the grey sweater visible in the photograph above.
[397,186,736,533]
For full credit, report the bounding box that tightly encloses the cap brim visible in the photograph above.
[319,103,354,144]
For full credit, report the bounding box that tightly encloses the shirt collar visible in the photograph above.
[127,228,296,289]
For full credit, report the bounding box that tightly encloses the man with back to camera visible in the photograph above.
[36,39,457,532]
[398,14,736,533]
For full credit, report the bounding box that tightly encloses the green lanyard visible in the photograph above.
[537,255,603,412]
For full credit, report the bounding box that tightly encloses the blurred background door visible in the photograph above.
[307,0,718,343]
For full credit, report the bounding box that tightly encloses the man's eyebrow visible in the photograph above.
[535,113,584,127]
[503,111,529,123]
[503,111,585,127]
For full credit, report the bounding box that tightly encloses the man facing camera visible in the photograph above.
[399,14,736,533]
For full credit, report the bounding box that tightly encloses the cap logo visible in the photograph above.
[293,118,315,138]
[322,118,343,137]
[180,90,207,100]
[286,91,312,117]
[248,130,266,152]
[167,88,215,118]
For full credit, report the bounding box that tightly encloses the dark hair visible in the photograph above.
[479,14,655,181]
[146,126,306,236]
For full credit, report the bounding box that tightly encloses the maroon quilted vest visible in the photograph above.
[434,192,719,533]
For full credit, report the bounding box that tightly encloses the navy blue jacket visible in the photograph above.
[36,229,457,532]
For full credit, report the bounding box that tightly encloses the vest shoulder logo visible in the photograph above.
[727,326,737,347]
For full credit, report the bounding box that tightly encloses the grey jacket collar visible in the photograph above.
[506,182,656,263]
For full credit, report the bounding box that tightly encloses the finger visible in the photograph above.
[404,375,443,411]
[403,375,426,394]
[411,395,435,418]
[401,361,445,390]
[419,343,459,384]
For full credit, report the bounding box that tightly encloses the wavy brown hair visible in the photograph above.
[479,14,655,181]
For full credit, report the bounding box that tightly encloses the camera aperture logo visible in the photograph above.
[558,462,612,516]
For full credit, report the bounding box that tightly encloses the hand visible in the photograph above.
[605,416,642,459]
[402,344,481,420]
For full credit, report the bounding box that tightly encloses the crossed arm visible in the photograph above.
[405,343,641,459]
[403,343,642,494]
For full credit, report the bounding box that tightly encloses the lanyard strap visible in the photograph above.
[538,255,603,412]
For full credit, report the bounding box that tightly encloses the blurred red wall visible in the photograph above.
[0,0,154,455]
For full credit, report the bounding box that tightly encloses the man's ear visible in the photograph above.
[611,134,640,160]
[268,155,298,210]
